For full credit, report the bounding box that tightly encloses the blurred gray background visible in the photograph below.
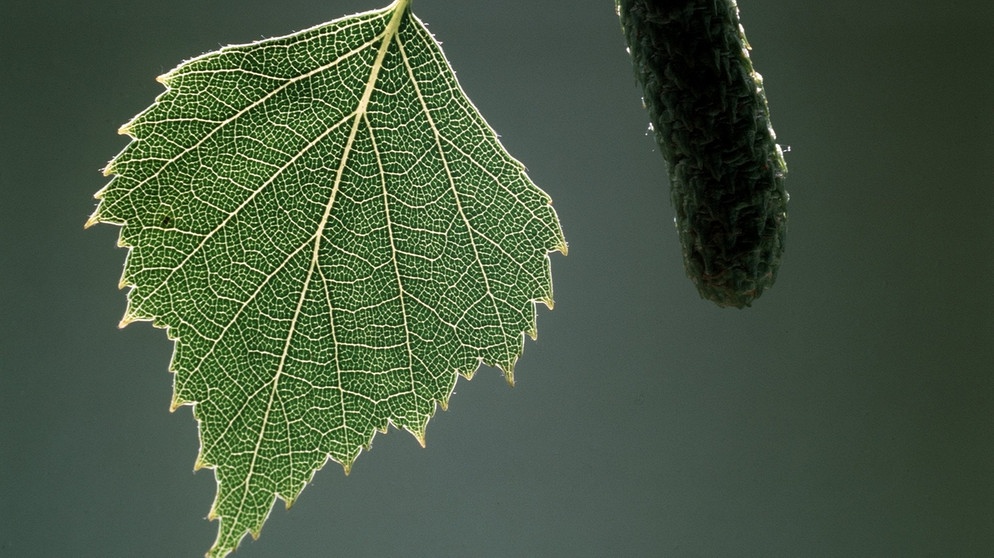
[1,0,991,556]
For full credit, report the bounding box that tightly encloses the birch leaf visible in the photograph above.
[87,1,565,555]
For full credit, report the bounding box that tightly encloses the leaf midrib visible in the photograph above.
[226,0,411,524]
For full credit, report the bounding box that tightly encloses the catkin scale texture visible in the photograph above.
[618,0,788,308]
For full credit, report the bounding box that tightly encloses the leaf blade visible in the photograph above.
[89,1,564,556]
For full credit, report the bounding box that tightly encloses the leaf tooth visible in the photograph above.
[118,292,148,327]
[83,211,100,229]
[117,294,137,327]
[408,410,433,448]
[412,428,427,448]
[92,179,109,198]
[460,360,480,380]
[502,363,516,387]
[169,394,186,413]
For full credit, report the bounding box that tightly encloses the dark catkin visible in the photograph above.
[617,0,788,308]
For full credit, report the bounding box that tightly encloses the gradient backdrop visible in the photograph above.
[2,1,992,556]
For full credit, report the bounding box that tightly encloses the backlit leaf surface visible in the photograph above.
[88,1,565,555]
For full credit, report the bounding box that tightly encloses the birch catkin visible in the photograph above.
[618,0,789,308]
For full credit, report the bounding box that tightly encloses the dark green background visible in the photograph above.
[2,1,991,556]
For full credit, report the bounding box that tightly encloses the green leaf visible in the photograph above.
[87,1,566,555]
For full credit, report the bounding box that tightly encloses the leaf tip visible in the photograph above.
[556,241,569,257]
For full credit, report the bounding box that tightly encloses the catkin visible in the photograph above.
[618,0,788,308]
